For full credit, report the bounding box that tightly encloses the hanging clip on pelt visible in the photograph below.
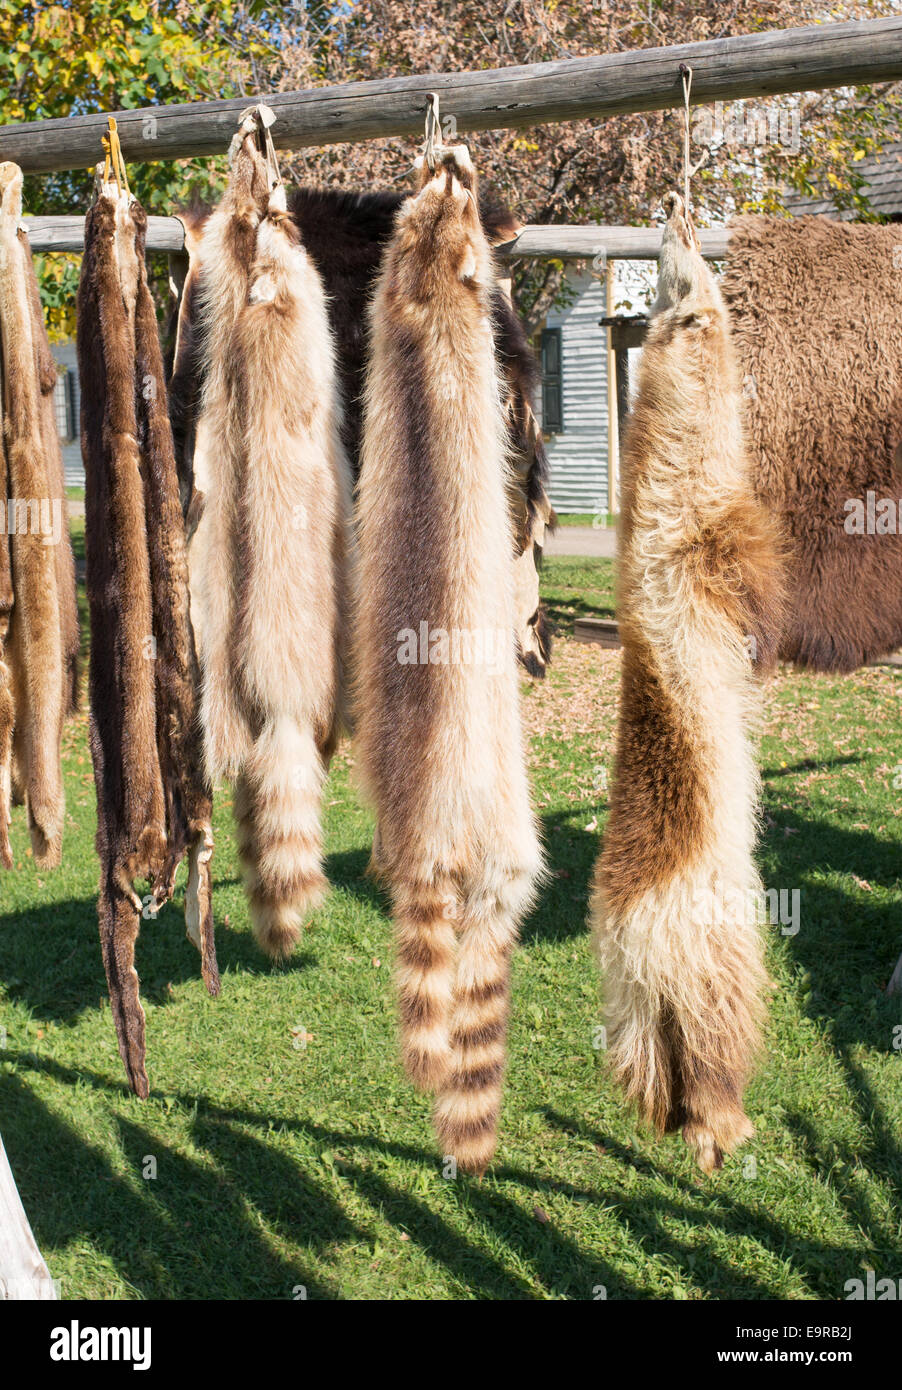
[423,91,441,172]
[238,102,282,193]
[101,116,131,199]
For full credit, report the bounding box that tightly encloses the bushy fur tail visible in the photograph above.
[593,875,765,1172]
[393,875,458,1091]
[433,875,528,1176]
[233,718,328,959]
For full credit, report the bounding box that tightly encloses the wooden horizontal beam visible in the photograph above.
[23,214,187,253]
[23,214,730,261]
[497,225,730,260]
[3,17,901,174]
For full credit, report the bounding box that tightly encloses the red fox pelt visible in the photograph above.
[355,147,543,1176]
[78,174,219,1098]
[0,161,65,867]
[590,193,785,1173]
[191,125,350,960]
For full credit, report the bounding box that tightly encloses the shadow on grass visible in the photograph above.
[9,1050,894,1299]
[0,892,318,1026]
[543,593,617,640]
[327,812,599,949]
[5,1055,627,1300]
[541,1108,892,1298]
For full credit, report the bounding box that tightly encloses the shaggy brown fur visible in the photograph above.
[78,179,219,1097]
[355,148,542,1175]
[0,162,65,867]
[167,184,555,676]
[0,343,12,868]
[591,194,785,1173]
[722,214,902,672]
[21,236,80,716]
[164,209,208,519]
[132,206,219,998]
[191,128,350,960]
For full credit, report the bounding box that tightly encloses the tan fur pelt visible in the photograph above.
[78,177,219,1098]
[722,214,902,672]
[21,234,80,717]
[590,194,785,1173]
[0,162,65,867]
[355,148,543,1175]
[191,130,351,960]
[0,321,12,868]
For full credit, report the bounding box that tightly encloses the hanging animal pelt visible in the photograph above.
[168,185,555,676]
[355,147,543,1175]
[0,162,65,867]
[78,172,219,1098]
[22,234,80,718]
[591,194,785,1173]
[164,208,208,523]
[190,124,351,960]
[0,305,11,869]
[722,214,902,672]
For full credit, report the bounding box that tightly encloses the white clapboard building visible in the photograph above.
[534,270,610,517]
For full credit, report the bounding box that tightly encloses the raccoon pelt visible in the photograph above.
[722,215,902,673]
[590,194,785,1174]
[0,162,65,867]
[190,126,351,960]
[167,183,555,677]
[78,175,219,1099]
[355,147,543,1176]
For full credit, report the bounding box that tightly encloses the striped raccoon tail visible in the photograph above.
[393,875,458,1092]
[233,716,328,960]
[433,870,529,1176]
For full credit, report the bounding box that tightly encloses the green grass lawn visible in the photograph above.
[553,512,617,528]
[1,553,900,1300]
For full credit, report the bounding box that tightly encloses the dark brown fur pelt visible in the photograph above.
[167,183,555,675]
[164,208,208,518]
[591,194,785,1174]
[355,147,543,1175]
[132,205,219,998]
[0,161,65,867]
[722,214,902,672]
[78,179,219,1098]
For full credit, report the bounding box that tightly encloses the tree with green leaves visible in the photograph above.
[0,0,251,334]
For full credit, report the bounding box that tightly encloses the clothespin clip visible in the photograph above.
[101,116,131,199]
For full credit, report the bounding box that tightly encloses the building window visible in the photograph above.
[540,327,563,434]
[54,368,75,442]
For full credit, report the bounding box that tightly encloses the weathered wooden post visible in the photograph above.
[0,1134,57,1299]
